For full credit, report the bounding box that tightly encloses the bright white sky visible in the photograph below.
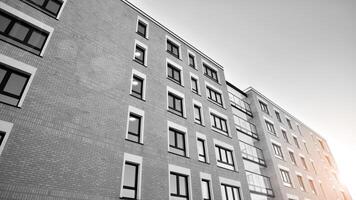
[127,0,356,197]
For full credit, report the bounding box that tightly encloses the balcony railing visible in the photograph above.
[245,171,274,197]
[228,92,252,116]
[239,141,266,166]
[234,115,259,139]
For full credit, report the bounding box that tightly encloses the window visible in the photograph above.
[297,175,306,191]
[282,130,289,143]
[259,101,269,114]
[0,131,5,147]
[194,104,203,125]
[0,54,36,107]
[201,179,212,200]
[136,19,147,38]
[169,165,191,200]
[265,120,276,135]
[134,44,146,65]
[280,168,292,186]
[167,63,181,84]
[272,143,284,159]
[210,112,228,135]
[203,63,218,83]
[22,0,66,18]
[188,53,196,68]
[286,118,293,129]
[220,183,241,200]
[0,3,53,55]
[289,151,297,165]
[319,139,326,151]
[206,86,223,107]
[131,75,143,99]
[325,155,333,167]
[167,38,180,58]
[300,156,308,170]
[311,161,317,174]
[308,179,317,195]
[0,120,13,156]
[275,110,282,122]
[168,92,183,117]
[126,106,144,144]
[293,136,300,148]
[169,128,186,157]
[297,124,302,134]
[215,143,235,170]
[303,142,309,154]
[191,76,199,94]
[120,153,142,200]
[197,138,207,162]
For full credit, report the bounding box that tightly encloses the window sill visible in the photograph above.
[168,151,190,159]
[136,32,149,40]
[203,74,220,85]
[166,51,182,60]
[217,165,237,173]
[267,131,278,137]
[167,110,186,119]
[133,59,147,67]
[192,91,201,96]
[211,128,231,138]
[130,94,146,102]
[0,101,21,109]
[198,160,210,165]
[194,122,205,127]
[189,65,198,71]
[125,138,144,145]
[167,77,184,87]
[207,99,225,109]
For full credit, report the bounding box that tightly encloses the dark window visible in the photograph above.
[188,54,195,68]
[203,64,218,83]
[0,63,30,106]
[300,156,308,170]
[286,118,293,129]
[0,10,49,55]
[265,121,276,134]
[197,138,207,162]
[308,179,317,194]
[220,184,241,200]
[201,179,211,200]
[303,142,309,154]
[121,162,139,199]
[259,101,269,114]
[168,92,183,117]
[167,63,181,84]
[127,113,141,143]
[280,169,292,185]
[137,20,147,37]
[275,111,282,122]
[207,87,223,106]
[272,143,284,159]
[167,39,180,58]
[170,172,189,200]
[131,76,143,99]
[194,105,202,124]
[282,130,289,143]
[22,0,64,18]
[211,114,228,134]
[169,128,186,156]
[134,45,145,65]
[293,136,300,148]
[215,145,235,169]
[0,131,6,146]
[297,175,306,191]
[191,77,199,94]
[289,151,297,165]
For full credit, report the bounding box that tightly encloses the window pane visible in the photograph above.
[0,14,11,32]
[9,22,29,41]
[194,106,200,121]
[227,151,233,164]
[176,132,184,149]
[0,68,6,83]
[45,0,61,15]
[179,176,187,195]
[131,76,143,98]
[202,180,209,199]
[168,94,174,108]
[0,131,5,146]
[175,98,182,111]
[31,0,46,6]
[121,188,135,198]
[128,115,140,135]
[123,164,137,187]
[28,31,46,48]
[220,149,227,161]
[221,185,227,200]
[3,73,28,96]
[227,186,234,200]
[197,140,204,155]
[170,174,177,194]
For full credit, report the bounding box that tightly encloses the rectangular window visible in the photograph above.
[207,86,223,106]
[188,53,196,68]
[297,175,306,191]
[169,128,186,157]
[297,124,302,134]
[203,64,218,83]
[131,75,143,99]
[303,142,309,154]
[194,105,202,125]
[282,130,289,143]
[300,156,308,170]
[167,39,180,58]
[201,179,211,200]
[272,143,284,159]
[121,162,139,199]
[22,0,65,18]
[265,120,276,135]
[289,151,297,165]
[308,179,317,195]
[167,63,181,84]
[127,113,141,143]
[319,140,326,151]
[220,183,241,200]
[134,44,145,65]
[280,169,292,186]
[259,101,269,114]
[137,20,147,38]
[170,172,189,200]
[215,145,235,170]
[0,5,52,55]
[286,118,293,129]
[168,92,183,117]
[0,131,5,147]
[191,77,199,94]
[275,111,282,122]
[197,138,207,163]
[311,161,317,174]
[293,136,300,148]
[211,113,228,134]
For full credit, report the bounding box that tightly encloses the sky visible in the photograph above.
[127,0,356,197]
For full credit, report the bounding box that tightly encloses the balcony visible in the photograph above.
[245,171,274,197]
[234,115,259,139]
[239,141,266,166]
[229,92,252,116]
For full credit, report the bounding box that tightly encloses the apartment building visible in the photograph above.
[0,0,351,200]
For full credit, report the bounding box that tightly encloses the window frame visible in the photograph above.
[130,69,146,100]
[126,106,145,144]
[166,35,181,59]
[286,118,293,129]
[187,50,197,69]
[133,40,148,66]
[0,3,54,56]
[21,0,68,19]
[271,141,284,160]
[279,166,293,187]
[0,120,13,156]
[196,132,209,163]
[190,73,200,95]
[202,61,219,83]
[296,173,306,192]
[300,154,308,170]
[281,128,289,143]
[205,81,224,107]
[292,135,300,148]
[288,149,297,166]
[167,86,186,118]
[265,119,276,135]
[209,108,230,136]
[120,153,142,200]
[308,178,317,195]
[275,110,282,123]
[259,100,269,115]
[167,121,189,158]
[200,173,213,200]
[169,164,192,200]
[136,16,149,39]
[166,59,183,86]
[193,100,204,125]
[219,177,242,200]
[214,139,236,171]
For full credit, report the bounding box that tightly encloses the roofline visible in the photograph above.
[121,0,224,70]
[226,81,248,97]
[244,87,326,140]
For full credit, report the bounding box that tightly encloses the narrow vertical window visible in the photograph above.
[167,39,180,58]
[282,130,289,143]
[168,92,183,117]
[191,77,199,94]
[300,156,308,170]
[275,110,282,122]
[259,101,269,114]
[127,113,141,143]
[286,118,293,129]
[265,120,276,135]
[169,128,186,156]
[137,20,147,38]
[170,172,189,200]
[303,142,309,154]
[297,175,306,191]
[308,179,317,195]
[131,75,143,99]
[293,136,300,148]
[134,44,145,65]
[188,53,196,68]
[289,151,297,165]
[201,179,211,200]
[194,105,202,125]
[121,162,139,199]
[167,63,181,84]
[197,138,207,162]
[0,131,5,146]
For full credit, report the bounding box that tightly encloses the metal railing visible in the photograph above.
[228,92,252,116]
[245,171,274,197]
[239,141,266,166]
[234,115,258,139]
